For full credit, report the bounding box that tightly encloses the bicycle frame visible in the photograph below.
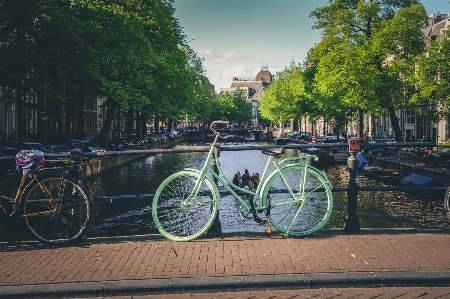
[0,165,85,217]
[183,121,319,219]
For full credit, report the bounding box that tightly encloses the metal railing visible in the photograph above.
[85,140,449,234]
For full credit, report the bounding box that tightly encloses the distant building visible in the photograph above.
[220,66,272,127]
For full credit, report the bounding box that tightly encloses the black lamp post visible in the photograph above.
[344,137,361,233]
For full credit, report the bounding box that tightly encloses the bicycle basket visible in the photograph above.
[15,150,45,176]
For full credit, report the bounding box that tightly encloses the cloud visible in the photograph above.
[197,50,253,62]
[220,65,257,80]
[267,59,288,74]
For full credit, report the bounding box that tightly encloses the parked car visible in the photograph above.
[108,138,124,151]
[5,142,48,154]
[369,147,397,157]
[145,133,158,143]
[0,146,22,157]
[66,140,106,153]
[44,144,71,154]
[118,138,136,149]
[131,136,145,146]
[322,136,340,143]
[422,147,450,167]
[273,137,290,145]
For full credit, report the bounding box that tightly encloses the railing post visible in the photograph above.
[344,138,361,233]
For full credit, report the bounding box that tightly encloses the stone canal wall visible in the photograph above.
[81,154,146,179]
[80,134,184,179]
[0,135,184,196]
[367,156,450,186]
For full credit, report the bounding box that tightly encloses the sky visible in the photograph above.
[173,0,448,93]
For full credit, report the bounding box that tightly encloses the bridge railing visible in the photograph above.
[87,139,449,234]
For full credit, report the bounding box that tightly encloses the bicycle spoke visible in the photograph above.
[152,171,218,241]
[263,165,333,236]
[23,176,90,245]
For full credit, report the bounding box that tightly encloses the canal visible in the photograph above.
[84,144,449,238]
[1,143,448,243]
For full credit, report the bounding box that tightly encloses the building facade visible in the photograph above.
[219,66,273,127]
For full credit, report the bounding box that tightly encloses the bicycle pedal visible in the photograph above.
[265,225,271,234]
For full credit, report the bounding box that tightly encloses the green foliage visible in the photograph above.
[259,62,315,123]
[218,90,252,125]
[0,0,215,139]
[309,0,428,141]
[414,39,450,119]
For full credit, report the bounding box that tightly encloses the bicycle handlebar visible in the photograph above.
[210,120,230,138]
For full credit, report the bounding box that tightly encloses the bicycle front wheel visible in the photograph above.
[21,175,91,245]
[152,171,219,241]
[262,165,333,236]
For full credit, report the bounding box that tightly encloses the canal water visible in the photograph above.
[83,144,449,238]
[1,143,448,243]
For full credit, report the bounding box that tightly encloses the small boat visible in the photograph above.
[333,152,349,163]
[302,148,334,163]
[273,137,290,145]
[401,173,434,186]
[222,134,247,141]
[363,166,402,183]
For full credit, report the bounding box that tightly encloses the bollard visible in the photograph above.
[344,138,361,233]
[207,143,222,237]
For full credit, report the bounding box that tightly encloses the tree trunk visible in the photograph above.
[358,110,364,140]
[126,109,134,140]
[154,116,160,133]
[388,106,403,142]
[141,118,147,136]
[97,100,117,149]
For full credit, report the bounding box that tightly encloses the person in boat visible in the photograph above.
[251,173,260,190]
[232,171,241,186]
[241,169,251,189]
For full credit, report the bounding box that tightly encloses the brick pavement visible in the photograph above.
[1,230,450,298]
[78,287,450,299]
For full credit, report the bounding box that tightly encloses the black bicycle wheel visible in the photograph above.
[21,175,91,245]
[445,186,450,218]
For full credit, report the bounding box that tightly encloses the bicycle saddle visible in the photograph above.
[15,150,46,176]
[262,147,285,157]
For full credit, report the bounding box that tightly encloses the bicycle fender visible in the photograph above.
[162,169,221,200]
[282,163,332,188]
[183,168,201,174]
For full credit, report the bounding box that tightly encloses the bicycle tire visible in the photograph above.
[261,164,333,236]
[152,170,219,241]
[444,186,450,218]
[21,174,91,245]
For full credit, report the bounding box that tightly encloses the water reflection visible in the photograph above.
[84,146,448,238]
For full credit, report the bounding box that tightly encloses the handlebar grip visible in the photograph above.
[210,120,229,127]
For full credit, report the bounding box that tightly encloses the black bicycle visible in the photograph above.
[0,150,91,245]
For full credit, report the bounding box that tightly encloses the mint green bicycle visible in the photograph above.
[152,121,333,241]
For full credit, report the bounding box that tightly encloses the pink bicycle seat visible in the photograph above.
[15,150,46,176]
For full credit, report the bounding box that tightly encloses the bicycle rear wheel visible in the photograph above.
[152,171,219,241]
[21,175,91,245]
[262,164,333,236]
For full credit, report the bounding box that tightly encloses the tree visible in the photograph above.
[310,1,428,141]
[0,0,214,147]
[219,90,252,125]
[414,39,450,120]
[259,62,319,127]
